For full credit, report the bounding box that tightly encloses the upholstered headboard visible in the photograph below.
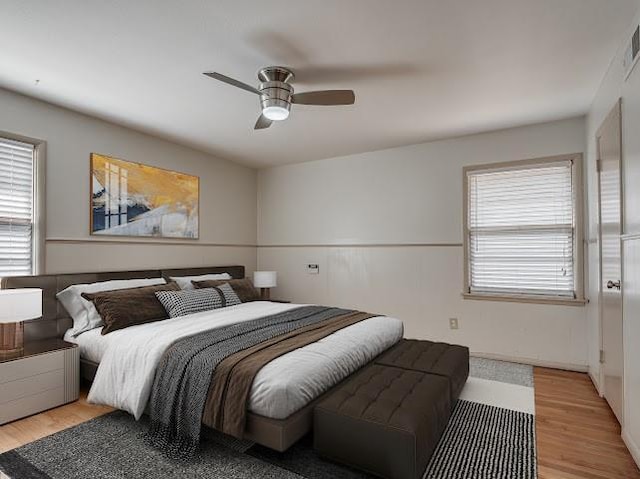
[0,265,245,341]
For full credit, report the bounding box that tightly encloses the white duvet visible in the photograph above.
[70,302,403,420]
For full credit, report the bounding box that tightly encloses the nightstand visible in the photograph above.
[0,339,79,425]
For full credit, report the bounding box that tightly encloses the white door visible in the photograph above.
[597,99,623,423]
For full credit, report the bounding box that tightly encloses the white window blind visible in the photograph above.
[0,137,35,277]
[467,160,576,298]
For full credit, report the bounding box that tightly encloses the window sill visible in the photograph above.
[462,292,588,306]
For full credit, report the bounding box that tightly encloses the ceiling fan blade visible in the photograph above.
[203,72,260,95]
[254,114,272,130]
[291,90,355,106]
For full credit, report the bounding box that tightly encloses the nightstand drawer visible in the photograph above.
[0,350,64,384]
[0,369,65,404]
[0,345,78,425]
[0,387,65,424]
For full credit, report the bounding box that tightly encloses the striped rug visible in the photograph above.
[422,357,537,478]
[423,400,536,478]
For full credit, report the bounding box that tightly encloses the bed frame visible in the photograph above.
[0,265,321,451]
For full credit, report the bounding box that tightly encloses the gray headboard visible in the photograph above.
[0,265,245,342]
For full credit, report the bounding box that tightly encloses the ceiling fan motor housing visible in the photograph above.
[259,81,293,113]
[258,67,294,117]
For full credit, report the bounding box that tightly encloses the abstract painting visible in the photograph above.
[90,153,199,238]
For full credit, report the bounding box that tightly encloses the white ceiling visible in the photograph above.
[0,0,636,167]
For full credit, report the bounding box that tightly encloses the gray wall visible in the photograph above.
[258,117,589,369]
[0,87,257,274]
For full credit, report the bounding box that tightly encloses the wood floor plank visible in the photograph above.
[535,367,640,479]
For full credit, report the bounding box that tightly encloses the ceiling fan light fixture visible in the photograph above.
[262,105,290,121]
[203,66,356,130]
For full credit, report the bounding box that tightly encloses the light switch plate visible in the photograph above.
[307,264,319,274]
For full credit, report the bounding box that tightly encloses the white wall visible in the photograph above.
[0,87,257,274]
[258,117,588,369]
[585,0,640,465]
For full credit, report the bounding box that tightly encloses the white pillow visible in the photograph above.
[169,273,232,290]
[58,277,167,337]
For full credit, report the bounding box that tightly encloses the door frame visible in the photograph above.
[595,98,624,416]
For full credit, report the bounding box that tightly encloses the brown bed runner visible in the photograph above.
[203,311,376,438]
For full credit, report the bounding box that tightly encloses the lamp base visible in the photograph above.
[0,322,24,357]
[260,288,271,300]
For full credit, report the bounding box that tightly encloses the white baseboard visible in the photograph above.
[622,429,640,470]
[470,351,588,373]
[588,369,604,397]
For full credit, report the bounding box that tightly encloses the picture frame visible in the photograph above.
[89,153,199,239]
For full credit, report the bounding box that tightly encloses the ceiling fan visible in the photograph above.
[203,66,355,130]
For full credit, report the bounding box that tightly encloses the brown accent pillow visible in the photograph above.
[192,278,260,303]
[82,282,180,335]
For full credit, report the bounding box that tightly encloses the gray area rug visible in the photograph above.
[0,358,536,479]
[469,357,534,387]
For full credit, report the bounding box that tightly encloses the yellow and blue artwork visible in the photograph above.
[90,153,199,238]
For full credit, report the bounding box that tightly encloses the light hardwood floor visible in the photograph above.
[0,388,113,454]
[0,369,638,478]
[535,368,640,479]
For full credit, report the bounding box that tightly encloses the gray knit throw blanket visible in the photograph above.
[147,306,353,459]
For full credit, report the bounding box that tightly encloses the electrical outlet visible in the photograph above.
[449,318,459,330]
[307,264,319,274]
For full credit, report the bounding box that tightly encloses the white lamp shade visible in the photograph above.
[0,288,43,323]
[253,271,277,288]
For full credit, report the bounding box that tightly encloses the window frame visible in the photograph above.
[0,130,46,277]
[462,153,586,306]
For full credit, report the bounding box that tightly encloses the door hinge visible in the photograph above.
[596,159,602,172]
[599,349,605,364]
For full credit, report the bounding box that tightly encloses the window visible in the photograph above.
[463,154,584,303]
[0,136,39,277]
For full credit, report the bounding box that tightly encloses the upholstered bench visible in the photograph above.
[314,364,452,479]
[375,339,469,405]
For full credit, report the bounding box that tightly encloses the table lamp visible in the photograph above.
[253,271,277,300]
[0,288,43,357]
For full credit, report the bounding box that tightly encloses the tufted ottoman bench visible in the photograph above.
[314,364,452,479]
[375,339,470,405]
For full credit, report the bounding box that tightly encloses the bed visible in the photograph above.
[1,266,403,452]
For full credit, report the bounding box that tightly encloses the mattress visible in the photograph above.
[67,301,403,420]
